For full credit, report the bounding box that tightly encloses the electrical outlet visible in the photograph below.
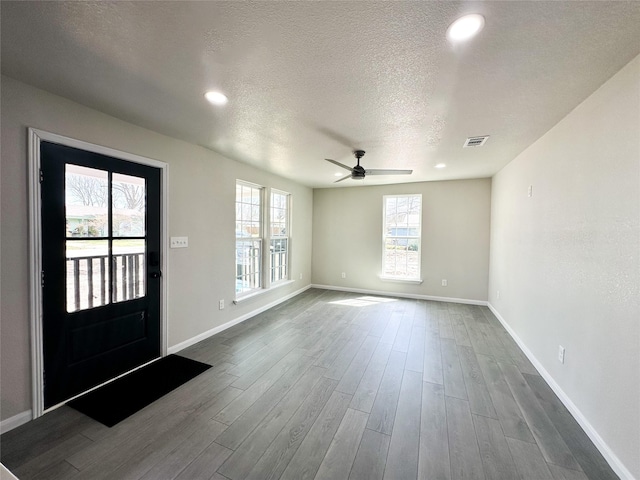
[219,299,224,310]
[558,345,565,364]
[441,279,447,287]
[170,236,189,248]
[497,290,500,300]
[528,185,533,197]
[341,272,346,279]
[299,273,303,280]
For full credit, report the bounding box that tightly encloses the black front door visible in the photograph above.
[40,141,162,408]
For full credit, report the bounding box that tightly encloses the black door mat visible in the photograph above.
[68,355,211,427]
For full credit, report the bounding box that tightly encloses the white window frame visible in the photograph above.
[269,189,291,286]
[235,181,265,298]
[381,194,422,282]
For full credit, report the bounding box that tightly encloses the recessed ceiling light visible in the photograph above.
[447,14,485,42]
[204,91,228,106]
[435,163,446,169]
[334,172,343,177]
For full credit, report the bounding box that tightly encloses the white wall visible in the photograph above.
[0,76,313,422]
[489,55,640,478]
[312,179,491,302]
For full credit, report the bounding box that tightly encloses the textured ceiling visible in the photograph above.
[2,1,640,187]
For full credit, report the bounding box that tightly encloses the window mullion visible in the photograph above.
[262,187,269,290]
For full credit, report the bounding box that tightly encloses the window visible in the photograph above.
[236,182,292,298]
[236,182,263,295]
[269,190,290,284]
[382,194,422,280]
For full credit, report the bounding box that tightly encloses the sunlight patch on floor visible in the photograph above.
[329,296,398,307]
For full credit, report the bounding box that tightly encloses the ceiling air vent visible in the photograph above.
[463,135,489,148]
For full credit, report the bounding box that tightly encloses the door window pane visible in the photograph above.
[66,240,109,312]
[64,166,148,311]
[65,165,108,237]
[112,173,146,237]
[112,239,146,303]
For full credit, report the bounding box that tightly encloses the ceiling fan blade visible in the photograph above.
[325,158,353,171]
[365,169,413,175]
[334,175,352,183]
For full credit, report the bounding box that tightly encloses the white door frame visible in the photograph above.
[28,128,169,418]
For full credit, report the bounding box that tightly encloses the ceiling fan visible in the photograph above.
[325,150,413,183]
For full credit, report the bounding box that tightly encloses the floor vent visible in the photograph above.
[463,135,489,147]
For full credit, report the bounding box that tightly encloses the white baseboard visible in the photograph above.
[311,284,488,306]
[168,285,311,354]
[487,303,635,480]
[0,410,32,434]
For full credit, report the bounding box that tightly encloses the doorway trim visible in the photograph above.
[28,128,169,419]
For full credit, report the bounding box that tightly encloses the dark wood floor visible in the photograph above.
[1,288,617,480]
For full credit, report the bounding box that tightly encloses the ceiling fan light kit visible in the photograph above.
[325,150,413,183]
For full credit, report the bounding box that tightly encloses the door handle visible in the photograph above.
[150,271,162,279]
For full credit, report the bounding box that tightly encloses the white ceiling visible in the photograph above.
[2,1,639,188]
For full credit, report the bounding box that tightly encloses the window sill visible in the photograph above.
[378,276,423,285]
[233,279,296,304]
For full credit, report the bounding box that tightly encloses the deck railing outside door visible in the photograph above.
[66,252,145,312]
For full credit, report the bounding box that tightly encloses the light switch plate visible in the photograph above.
[170,236,188,248]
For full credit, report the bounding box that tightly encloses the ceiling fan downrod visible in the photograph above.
[352,150,366,179]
